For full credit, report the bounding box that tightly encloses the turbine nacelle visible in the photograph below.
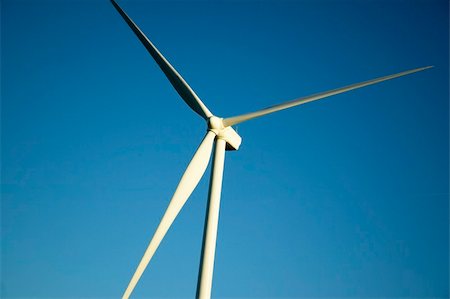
[208,116,242,151]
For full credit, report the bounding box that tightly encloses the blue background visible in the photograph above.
[2,0,448,298]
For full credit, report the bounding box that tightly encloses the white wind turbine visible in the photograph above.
[110,1,432,298]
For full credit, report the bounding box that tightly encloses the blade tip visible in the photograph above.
[421,65,434,70]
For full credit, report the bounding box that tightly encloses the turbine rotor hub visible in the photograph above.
[207,116,224,131]
[207,116,242,151]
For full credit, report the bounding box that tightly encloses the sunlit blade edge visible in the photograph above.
[122,131,216,299]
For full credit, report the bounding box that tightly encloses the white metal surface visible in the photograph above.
[196,138,227,299]
[122,132,216,299]
[208,117,242,151]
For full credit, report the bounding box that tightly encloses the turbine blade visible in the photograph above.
[111,0,213,120]
[122,131,216,299]
[222,66,433,127]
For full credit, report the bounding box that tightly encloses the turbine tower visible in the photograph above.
[110,1,432,298]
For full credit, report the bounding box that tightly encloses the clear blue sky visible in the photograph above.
[2,0,448,298]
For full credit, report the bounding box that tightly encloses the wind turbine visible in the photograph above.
[110,1,432,298]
